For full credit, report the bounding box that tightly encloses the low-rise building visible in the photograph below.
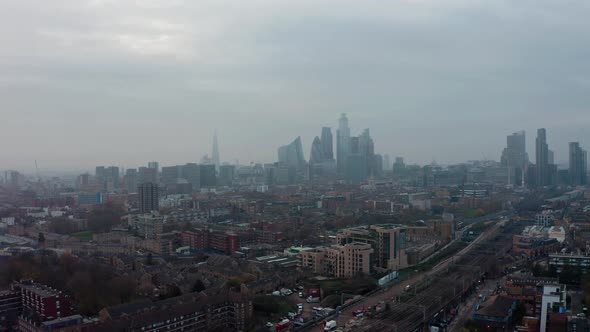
[548,253,590,273]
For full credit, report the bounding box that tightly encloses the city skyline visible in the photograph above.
[2,1,590,171]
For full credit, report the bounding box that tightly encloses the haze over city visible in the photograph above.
[2,0,590,172]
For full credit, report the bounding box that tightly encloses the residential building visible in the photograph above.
[299,242,374,278]
[138,182,159,213]
[548,253,590,273]
[13,280,73,321]
[337,224,408,271]
[133,214,164,240]
[0,290,21,331]
[540,284,567,332]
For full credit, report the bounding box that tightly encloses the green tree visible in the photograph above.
[192,279,206,292]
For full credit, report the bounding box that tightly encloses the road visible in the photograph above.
[307,219,503,332]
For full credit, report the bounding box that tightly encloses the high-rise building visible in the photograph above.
[219,165,236,186]
[535,128,550,186]
[138,167,157,184]
[321,127,334,160]
[148,162,159,174]
[199,164,217,188]
[124,168,138,193]
[383,154,391,172]
[337,113,351,174]
[182,163,200,191]
[501,131,528,185]
[212,132,220,172]
[161,166,182,187]
[278,136,306,171]
[393,157,406,176]
[569,142,587,186]
[138,182,159,213]
[310,136,323,164]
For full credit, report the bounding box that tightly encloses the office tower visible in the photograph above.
[212,132,220,172]
[321,127,334,160]
[219,165,236,186]
[393,157,405,172]
[182,163,200,190]
[501,131,528,185]
[138,166,157,184]
[161,166,182,187]
[383,154,391,172]
[200,164,217,188]
[278,136,306,171]
[95,166,106,181]
[337,113,351,174]
[569,142,588,186]
[138,182,159,213]
[148,162,159,174]
[107,166,120,188]
[372,154,384,178]
[536,128,549,186]
[124,168,138,193]
[310,136,323,164]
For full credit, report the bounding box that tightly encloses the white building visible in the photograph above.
[540,284,566,332]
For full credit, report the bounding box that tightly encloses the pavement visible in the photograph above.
[306,220,503,332]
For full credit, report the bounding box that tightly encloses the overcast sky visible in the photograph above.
[2,0,590,173]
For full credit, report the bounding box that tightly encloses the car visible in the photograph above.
[353,309,364,317]
[266,322,274,328]
[297,303,304,310]
[299,291,304,298]
[312,306,323,312]
[577,313,587,318]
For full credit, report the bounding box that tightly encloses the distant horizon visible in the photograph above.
[2,1,590,171]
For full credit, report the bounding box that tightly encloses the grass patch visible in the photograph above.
[72,231,94,241]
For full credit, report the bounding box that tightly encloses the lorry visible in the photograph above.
[324,320,337,331]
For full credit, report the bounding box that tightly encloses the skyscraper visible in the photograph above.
[124,168,138,193]
[569,142,587,186]
[278,136,306,171]
[182,163,200,191]
[212,131,220,172]
[138,182,159,213]
[501,131,528,185]
[200,164,217,188]
[535,128,549,186]
[148,162,159,174]
[321,127,334,160]
[337,113,351,174]
[310,136,323,164]
[138,166,157,184]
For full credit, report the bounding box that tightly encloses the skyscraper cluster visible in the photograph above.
[500,128,587,187]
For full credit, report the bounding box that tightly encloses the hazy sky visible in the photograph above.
[2,0,590,172]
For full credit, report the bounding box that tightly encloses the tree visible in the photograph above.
[192,279,206,292]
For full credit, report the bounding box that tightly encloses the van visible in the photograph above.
[324,320,337,331]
